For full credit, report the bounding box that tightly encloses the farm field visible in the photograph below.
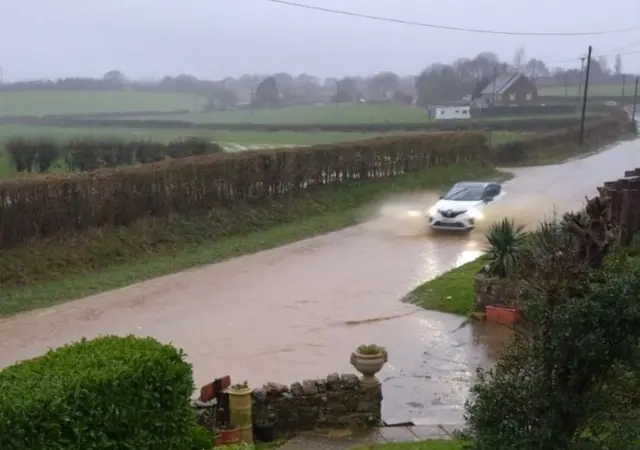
[127,105,591,125]
[126,103,431,124]
[0,91,199,116]
[539,84,633,97]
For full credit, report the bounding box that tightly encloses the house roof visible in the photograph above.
[431,100,470,107]
[472,79,492,98]
[480,72,525,96]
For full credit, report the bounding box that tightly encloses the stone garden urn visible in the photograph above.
[350,344,388,387]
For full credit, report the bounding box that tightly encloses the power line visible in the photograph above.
[266,0,640,36]
[550,48,640,66]
[599,38,640,55]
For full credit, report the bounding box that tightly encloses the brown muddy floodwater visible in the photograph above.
[0,138,639,424]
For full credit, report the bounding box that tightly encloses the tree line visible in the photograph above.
[0,47,635,110]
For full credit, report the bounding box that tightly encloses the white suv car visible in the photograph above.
[427,181,505,232]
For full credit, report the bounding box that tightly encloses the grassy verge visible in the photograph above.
[0,164,510,317]
[403,258,486,316]
[352,440,465,449]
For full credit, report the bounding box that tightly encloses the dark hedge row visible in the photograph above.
[4,137,223,173]
[0,132,488,248]
[0,114,591,132]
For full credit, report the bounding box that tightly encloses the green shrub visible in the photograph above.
[5,138,61,173]
[464,218,640,449]
[5,138,38,173]
[483,218,527,278]
[0,335,208,450]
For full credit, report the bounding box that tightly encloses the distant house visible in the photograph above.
[472,72,538,107]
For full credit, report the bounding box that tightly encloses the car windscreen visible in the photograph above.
[443,186,485,201]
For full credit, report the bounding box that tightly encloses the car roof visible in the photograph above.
[452,181,497,188]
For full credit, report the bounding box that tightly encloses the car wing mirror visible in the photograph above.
[482,196,492,203]
[439,195,443,199]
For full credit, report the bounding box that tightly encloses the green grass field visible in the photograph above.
[0,91,199,116]
[129,103,431,125]
[129,106,590,125]
[539,84,635,97]
[0,124,390,147]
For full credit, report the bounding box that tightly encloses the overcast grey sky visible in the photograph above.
[1,0,640,81]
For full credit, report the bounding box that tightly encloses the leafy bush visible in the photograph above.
[464,217,640,449]
[0,335,209,450]
[65,138,102,171]
[5,138,36,172]
[10,137,223,173]
[483,218,527,278]
[5,138,60,173]
[31,138,60,172]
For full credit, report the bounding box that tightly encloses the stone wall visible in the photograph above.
[251,373,382,432]
[193,349,386,437]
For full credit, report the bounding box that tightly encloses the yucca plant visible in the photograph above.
[484,218,528,278]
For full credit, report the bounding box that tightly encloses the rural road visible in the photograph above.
[0,137,639,424]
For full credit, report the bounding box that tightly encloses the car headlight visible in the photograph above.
[428,206,438,216]
[467,208,484,219]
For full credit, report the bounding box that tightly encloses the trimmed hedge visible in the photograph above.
[0,114,593,132]
[0,335,209,450]
[0,132,488,248]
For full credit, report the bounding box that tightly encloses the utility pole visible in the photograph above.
[579,46,592,146]
[492,65,498,106]
[578,56,586,103]
[632,76,639,122]
[621,74,626,106]
[564,73,568,97]
[250,85,255,116]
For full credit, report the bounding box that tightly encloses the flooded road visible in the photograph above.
[0,138,639,424]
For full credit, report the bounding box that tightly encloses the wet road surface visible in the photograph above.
[0,138,639,424]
